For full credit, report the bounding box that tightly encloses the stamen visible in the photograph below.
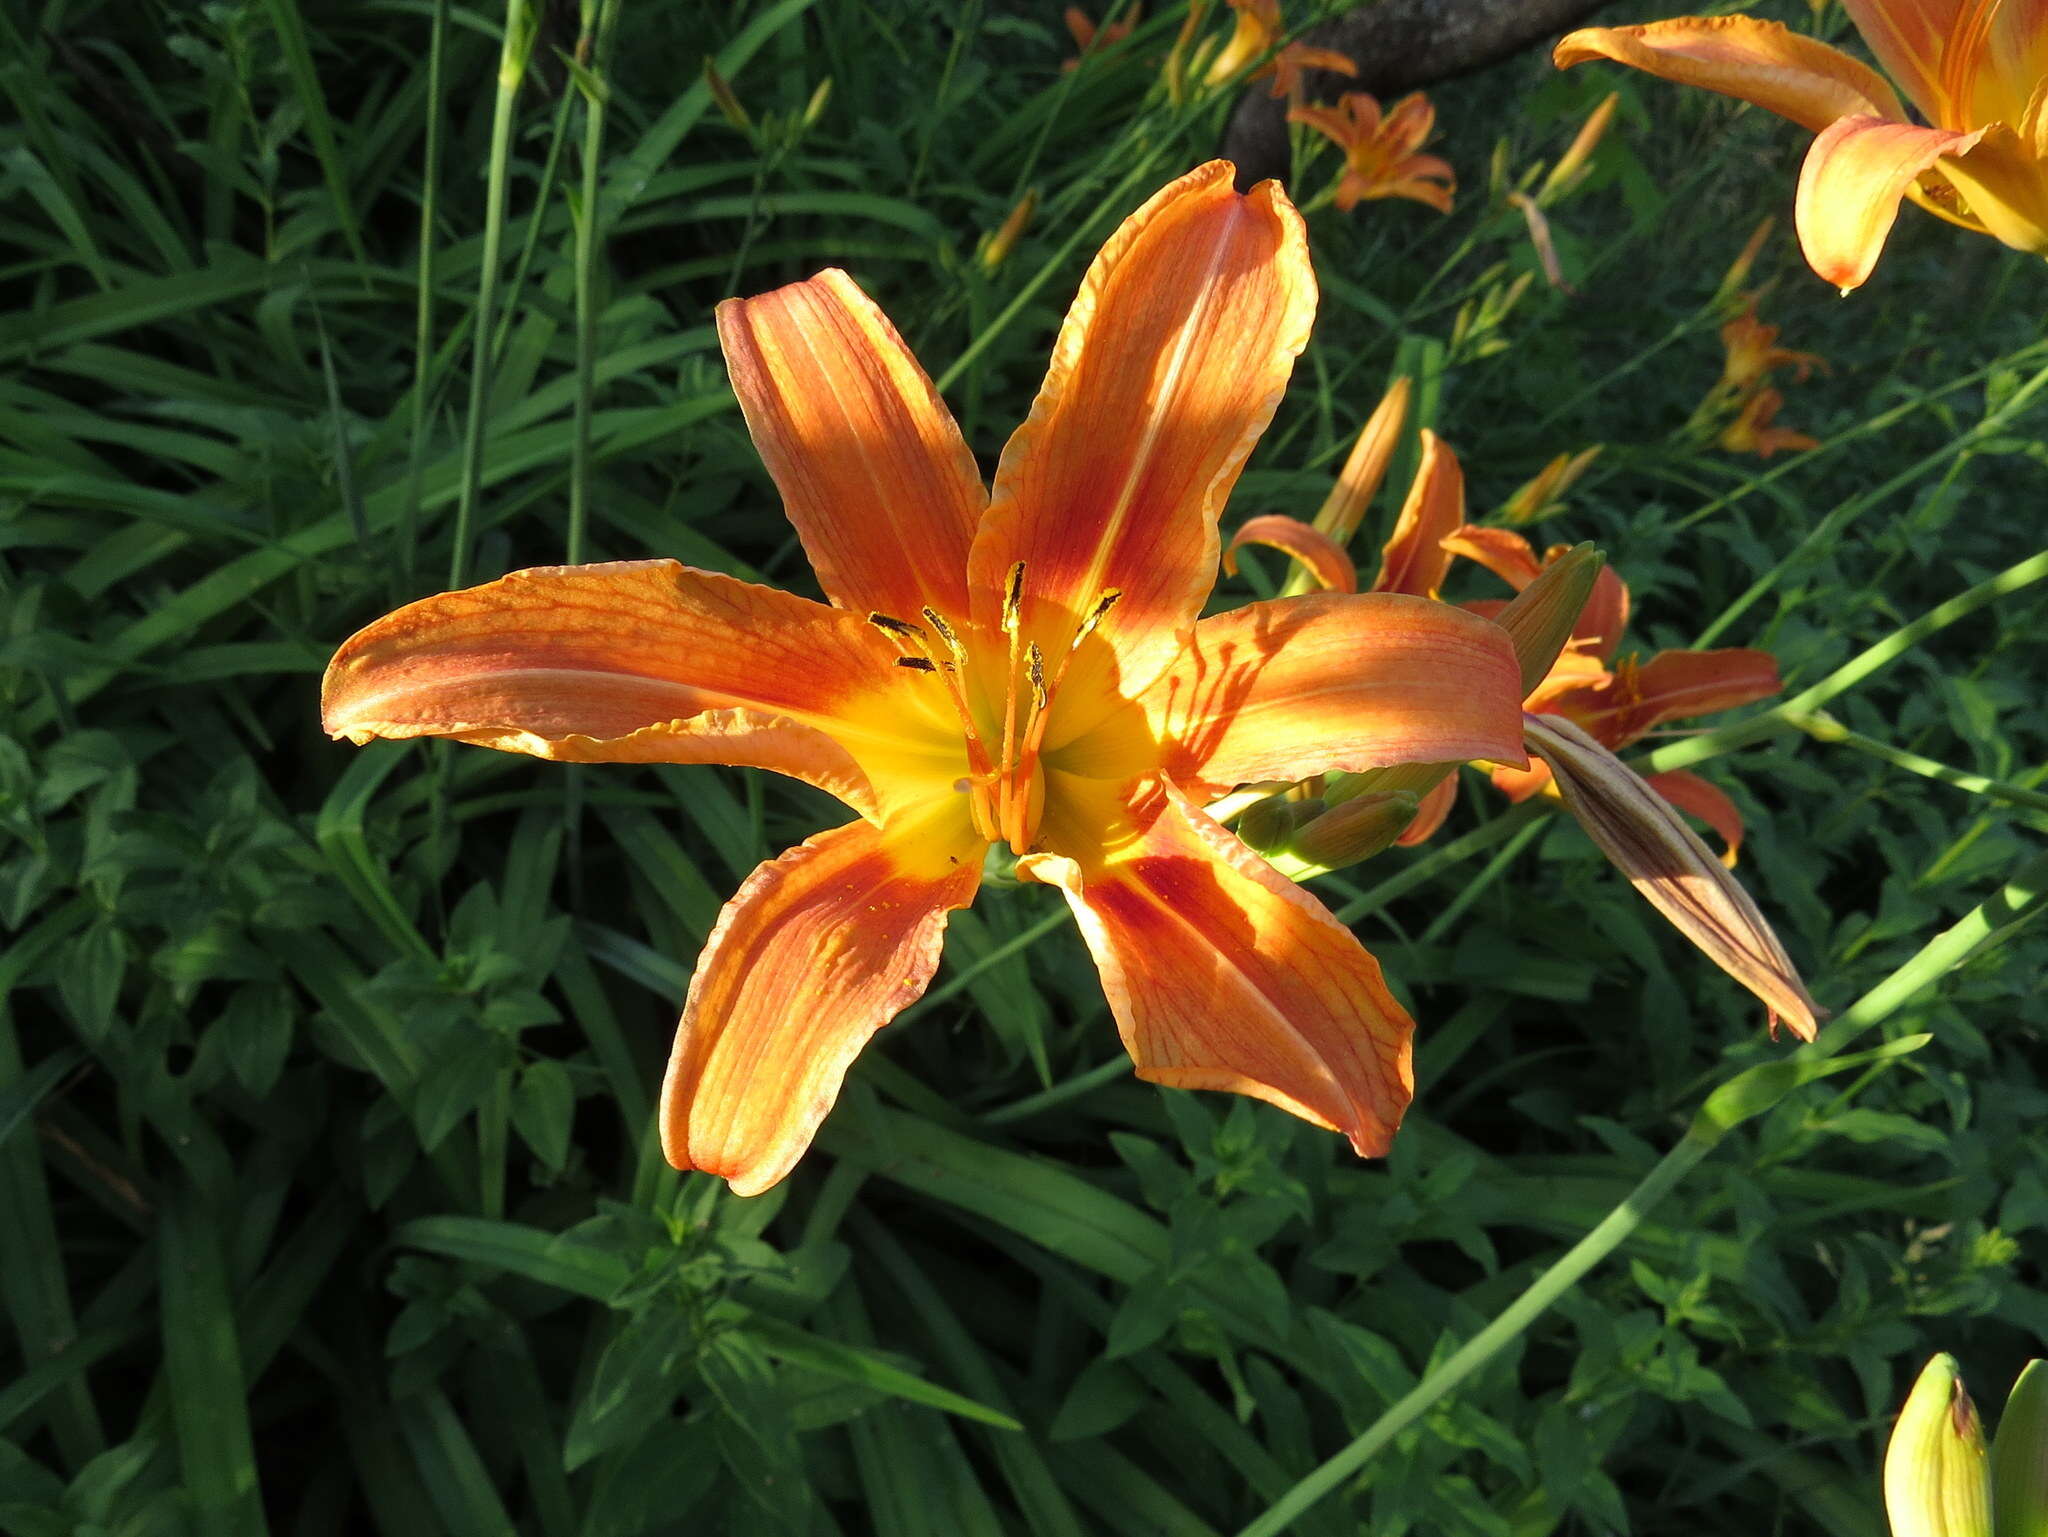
[1071,588,1122,648]
[1026,643,1048,711]
[919,606,965,668]
[867,611,925,639]
[895,656,937,672]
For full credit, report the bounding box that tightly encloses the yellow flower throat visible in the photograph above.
[867,561,1121,857]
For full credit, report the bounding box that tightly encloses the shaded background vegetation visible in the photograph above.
[3,0,2046,1532]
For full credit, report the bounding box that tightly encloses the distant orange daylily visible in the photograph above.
[1063,4,1140,71]
[1556,4,2048,290]
[1203,0,1355,98]
[322,162,1528,1197]
[1718,384,1820,458]
[1289,91,1457,214]
[1718,295,1824,394]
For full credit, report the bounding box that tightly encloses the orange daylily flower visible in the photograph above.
[1206,0,1280,83]
[1202,0,1355,98]
[1718,384,1821,458]
[1289,91,1457,213]
[1718,295,1825,393]
[1555,5,2048,290]
[1063,4,1140,71]
[1445,524,1778,861]
[1263,40,1358,101]
[322,162,1529,1197]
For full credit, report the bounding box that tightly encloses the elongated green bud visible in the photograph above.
[1289,790,1420,869]
[1493,542,1603,695]
[1884,1354,1992,1537]
[1236,794,1323,855]
[1993,1359,2048,1537]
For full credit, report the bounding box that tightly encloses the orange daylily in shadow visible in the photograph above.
[322,162,1528,1197]
[1441,524,1778,864]
[1556,4,2048,290]
[1289,91,1456,213]
[1063,5,1140,71]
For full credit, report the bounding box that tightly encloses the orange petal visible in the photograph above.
[1795,115,1984,290]
[1020,782,1413,1155]
[1571,562,1632,661]
[661,813,983,1195]
[969,161,1317,698]
[1121,591,1526,795]
[1840,0,1957,120]
[1394,772,1457,846]
[1554,18,1905,131]
[1536,646,1781,749]
[718,269,983,619]
[1224,514,1358,593]
[321,562,903,770]
[1371,429,1463,597]
[1440,523,1542,591]
[1646,768,1746,865]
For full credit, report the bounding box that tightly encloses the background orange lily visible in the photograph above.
[322,162,1528,1197]
[1289,91,1457,214]
[1556,3,2048,289]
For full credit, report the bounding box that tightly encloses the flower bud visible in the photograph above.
[1500,446,1602,525]
[1236,793,1324,854]
[1715,217,1776,305]
[1492,543,1603,696]
[1992,1359,2048,1537]
[1884,1354,1992,1537]
[1539,91,1618,205]
[1311,376,1411,547]
[703,58,754,134]
[979,190,1038,273]
[1289,790,1420,868]
[802,78,834,130]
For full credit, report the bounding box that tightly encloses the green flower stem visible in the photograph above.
[1237,850,2048,1537]
[569,0,624,568]
[449,0,533,590]
[904,908,1069,1022]
[981,1056,1132,1126]
[1330,801,1549,924]
[402,0,451,581]
[1641,546,2048,777]
[1787,711,2048,816]
[933,147,1172,397]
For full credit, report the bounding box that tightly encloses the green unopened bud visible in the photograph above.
[703,57,753,134]
[1993,1359,2048,1537]
[1493,542,1602,695]
[1289,791,1420,869]
[802,77,833,130]
[1236,794,1323,854]
[1883,1354,1992,1537]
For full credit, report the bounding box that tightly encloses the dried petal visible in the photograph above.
[1523,713,1822,1039]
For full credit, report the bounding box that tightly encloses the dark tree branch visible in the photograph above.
[1223,0,1613,188]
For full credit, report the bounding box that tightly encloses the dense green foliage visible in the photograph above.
[4,0,2047,1532]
